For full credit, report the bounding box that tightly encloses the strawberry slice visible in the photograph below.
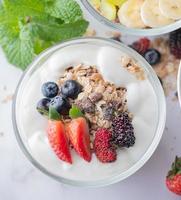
[66,117,92,162]
[47,120,72,164]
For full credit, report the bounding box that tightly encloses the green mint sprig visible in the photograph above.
[69,105,84,119]
[49,106,62,121]
[0,0,89,69]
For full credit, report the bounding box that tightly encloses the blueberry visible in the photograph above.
[61,80,82,99]
[49,96,70,115]
[36,98,51,115]
[41,82,59,98]
[144,49,161,65]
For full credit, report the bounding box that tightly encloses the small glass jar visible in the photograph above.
[81,0,181,36]
[12,37,166,187]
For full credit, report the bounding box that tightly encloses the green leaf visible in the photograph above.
[69,105,84,119]
[53,19,88,41]
[3,0,45,18]
[45,0,83,23]
[27,15,88,43]
[167,156,181,178]
[0,0,89,69]
[34,38,53,54]
[34,18,88,42]
[2,22,35,69]
[49,107,62,121]
[37,108,49,116]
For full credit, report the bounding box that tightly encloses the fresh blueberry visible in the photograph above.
[41,82,59,98]
[49,96,70,115]
[144,49,161,65]
[36,98,51,115]
[61,80,82,99]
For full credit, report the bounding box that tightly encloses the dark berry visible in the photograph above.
[112,113,135,148]
[144,49,161,65]
[169,28,181,59]
[61,80,82,99]
[131,37,150,55]
[41,82,59,98]
[49,96,70,115]
[36,98,51,115]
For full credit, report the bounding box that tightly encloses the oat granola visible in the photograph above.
[120,55,146,80]
[58,64,128,136]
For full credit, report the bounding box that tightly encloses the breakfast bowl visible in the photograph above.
[12,37,166,187]
[81,0,181,36]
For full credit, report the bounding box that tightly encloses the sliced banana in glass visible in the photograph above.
[107,0,127,6]
[159,0,181,20]
[100,0,117,21]
[141,0,174,28]
[118,0,146,28]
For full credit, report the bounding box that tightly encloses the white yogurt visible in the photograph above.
[17,43,158,181]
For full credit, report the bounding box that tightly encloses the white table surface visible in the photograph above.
[0,5,181,200]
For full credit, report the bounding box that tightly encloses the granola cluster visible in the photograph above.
[58,64,128,135]
[120,55,146,80]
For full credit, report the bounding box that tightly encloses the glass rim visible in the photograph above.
[12,37,166,187]
[81,0,181,36]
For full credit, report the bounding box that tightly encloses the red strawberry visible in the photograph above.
[166,156,181,195]
[94,128,117,163]
[47,120,72,164]
[131,37,150,55]
[66,117,92,162]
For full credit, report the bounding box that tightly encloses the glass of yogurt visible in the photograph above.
[81,0,181,36]
[12,37,166,187]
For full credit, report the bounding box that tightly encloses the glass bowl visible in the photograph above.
[81,0,181,36]
[12,37,166,187]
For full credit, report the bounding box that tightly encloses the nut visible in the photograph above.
[89,92,103,103]
[76,97,95,113]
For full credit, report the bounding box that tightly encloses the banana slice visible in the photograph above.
[159,0,181,20]
[118,0,146,28]
[100,0,117,21]
[107,0,127,6]
[141,0,174,28]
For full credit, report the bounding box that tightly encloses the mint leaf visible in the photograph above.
[34,38,53,54]
[3,0,45,18]
[54,19,88,41]
[31,17,88,42]
[49,107,62,121]
[37,108,49,116]
[0,0,89,69]
[2,22,35,69]
[45,0,83,23]
[69,105,84,119]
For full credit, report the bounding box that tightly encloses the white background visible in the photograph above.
[0,4,180,200]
